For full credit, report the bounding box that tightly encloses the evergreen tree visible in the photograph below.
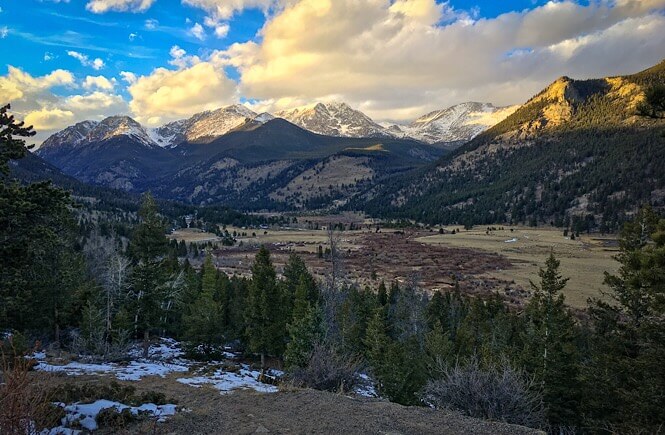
[183,253,225,346]
[522,253,580,428]
[245,246,286,368]
[127,192,169,356]
[584,207,665,431]
[284,279,324,369]
[0,105,83,341]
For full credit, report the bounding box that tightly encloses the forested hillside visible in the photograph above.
[358,61,665,232]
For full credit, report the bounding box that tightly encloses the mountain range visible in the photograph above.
[29,60,665,227]
[358,60,665,231]
[34,99,515,209]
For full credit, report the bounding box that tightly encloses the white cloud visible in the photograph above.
[86,0,155,13]
[120,71,137,84]
[144,18,158,29]
[213,23,230,38]
[189,22,206,40]
[43,52,55,61]
[0,66,74,101]
[0,66,128,145]
[83,75,115,90]
[212,0,665,120]
[0,26,8,38]
[127,61,238,125]
[182,0,275,21]
[67,51,106,70]
[24,108,75,130]
[129,32,138,41]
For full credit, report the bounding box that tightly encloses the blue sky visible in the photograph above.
[0,0,663,143]
[2,0,553,91]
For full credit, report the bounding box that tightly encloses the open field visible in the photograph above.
[168,228,221,243]
[417,227,619,308]
[170,221,619,308]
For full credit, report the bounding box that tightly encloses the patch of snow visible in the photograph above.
[48,399,176,432]
[34,338,190,381]
[177,364,280,394]
[354,373,378,398]
[504,238,518,243]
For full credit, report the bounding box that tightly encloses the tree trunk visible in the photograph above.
[143,329,150,358]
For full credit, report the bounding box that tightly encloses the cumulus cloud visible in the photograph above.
[182,0,274,21]
[83,75,115,90]
[0,26,7,38]
[188,22,206,40]
[67,51,105,70]
[0,66,128,145]
[120,71,137,84]
[24,108,75,130]
[211,0,665,120]
[86,0,155,13]
[127,60,237,126]
[0,66,74,101]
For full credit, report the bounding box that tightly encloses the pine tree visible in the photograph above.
[522,253,580,428]
[584,207,665,431]
[0,105,83,341]
[284,280,324,369]
[245,246,285,368]
[127,192,169,356]
[183,253,225,346]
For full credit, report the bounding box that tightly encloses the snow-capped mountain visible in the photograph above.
[390,102,519,144]
[276,102,388,138]
[40,116,157,150]
[149,104,261,147]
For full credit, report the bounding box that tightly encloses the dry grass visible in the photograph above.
[417,226,619,308]
[168,228,220,243]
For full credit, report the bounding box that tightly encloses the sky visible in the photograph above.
[0,0,664,144]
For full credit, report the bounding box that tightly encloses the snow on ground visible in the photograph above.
[32,338,281,395]
[44,399,177,433]
[34,359,190,381]
[177,365,280,394]
[354,373,378,398]
[504,238,518,243]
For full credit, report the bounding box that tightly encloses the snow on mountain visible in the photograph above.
[276,102,389,138]
[40,116,157,150]
[394,102,519,144]
[39,102,518,152]
[149,104,259,147]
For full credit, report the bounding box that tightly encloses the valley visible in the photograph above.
[170,220,619,308]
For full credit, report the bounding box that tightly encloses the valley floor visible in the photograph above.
[172,224,619,308]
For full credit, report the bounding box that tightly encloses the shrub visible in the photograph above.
[290,343,360,392]
[420,359,545,429]
[0,339,59,434]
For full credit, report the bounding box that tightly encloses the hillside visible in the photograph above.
[358,61,665,231]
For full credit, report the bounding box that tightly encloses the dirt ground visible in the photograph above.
[43,374,541,435]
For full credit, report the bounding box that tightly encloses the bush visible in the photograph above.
[0,339,59,434]
[420,359,545,429]
[290,343,360,392]
[96,407,139,429]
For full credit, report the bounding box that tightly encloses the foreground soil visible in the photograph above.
[43,373,541,434]
[162,388,541,435]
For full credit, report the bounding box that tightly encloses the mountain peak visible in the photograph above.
[276,101,388,138]
[397,102,518,143]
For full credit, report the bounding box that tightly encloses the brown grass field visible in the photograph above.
[171,221,619,309]
[417,226,619,308]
